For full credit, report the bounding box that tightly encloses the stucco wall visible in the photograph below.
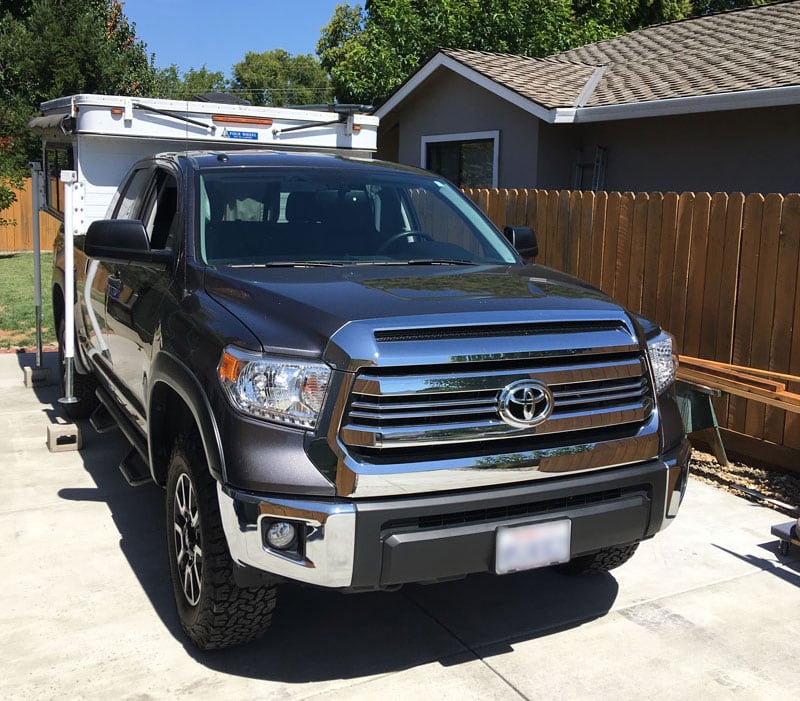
[571,105,800,194]
[378,69,800,194]
[382,69,540,188]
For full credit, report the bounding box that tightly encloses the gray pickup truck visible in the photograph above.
[53,149,689,649]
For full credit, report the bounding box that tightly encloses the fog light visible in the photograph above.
[266,521,297,550]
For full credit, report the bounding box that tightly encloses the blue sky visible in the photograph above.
[123,1,344,78]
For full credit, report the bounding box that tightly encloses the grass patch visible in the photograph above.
[0,252,56,349]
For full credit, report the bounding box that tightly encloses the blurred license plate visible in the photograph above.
[495,520,571,574]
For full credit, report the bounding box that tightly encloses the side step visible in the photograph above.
[89,403,118,434]
[119,448,152,487]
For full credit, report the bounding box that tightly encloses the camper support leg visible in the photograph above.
[59,170,80,407]
[30,163,44,369]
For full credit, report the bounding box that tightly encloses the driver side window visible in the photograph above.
[141,170,179,250]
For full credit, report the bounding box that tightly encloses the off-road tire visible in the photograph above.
[166,434,277,650]
[57,319,99,420]
[554,543,640,576]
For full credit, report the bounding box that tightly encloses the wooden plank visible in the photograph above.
[612,192,634,307]
[589,191,607,289]
[600,192,621,297]
[514,188,528,228]
[679,355,800,383]
[698,193,728,361]
[783,194,800,449]
[535,190,549,263]
[678,359,785,393]
[668,192,695,350]
[546,190,561,270]
[577,191,595,283]
[654,192,679,332]
[487,189,504,228]
[744,193,782,439]
[503,189,519,227]
[728,193,764,433]
[714,192,744,427]
[626,192,650,315]
[761,195,797,444]
[677,368,800,412]
[683,192,711,358]
[565,190,582,277]
[640,193,662,321]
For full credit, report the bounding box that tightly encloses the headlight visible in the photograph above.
[647,331,677,394]
[218,347,331,428]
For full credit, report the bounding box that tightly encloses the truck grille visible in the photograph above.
[341,352,653,451]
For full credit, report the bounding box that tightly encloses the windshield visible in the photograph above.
[198,168,517,266]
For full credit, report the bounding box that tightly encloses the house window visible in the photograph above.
[421,131,499,188]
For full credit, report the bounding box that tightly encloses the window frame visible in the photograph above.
[420,130,500,189]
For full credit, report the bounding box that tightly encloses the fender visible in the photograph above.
[148,350,226,483]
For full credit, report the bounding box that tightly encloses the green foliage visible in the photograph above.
[231,49,332,107]
[154,65,229,99]
[0,0,158,218]
[317,0,767,105]
[0,252,55,349]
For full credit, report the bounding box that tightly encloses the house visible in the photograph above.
[375,1,800,194]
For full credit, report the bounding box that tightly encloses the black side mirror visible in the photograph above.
[503,225,538,258]
[85,219,172,266]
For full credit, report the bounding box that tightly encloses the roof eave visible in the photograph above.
[375,52,558,123]
[570,85,800,122]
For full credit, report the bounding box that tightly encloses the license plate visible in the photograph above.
[495,519,572,574]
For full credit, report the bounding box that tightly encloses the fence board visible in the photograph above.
[577,192,594,283]
[613,193,634,307]
[781,195,800,449]
[683,192,712,358]
[640,193,663,322]
[654,193,679,332]
[729,193,764,433]
[627,193,650,314]
[600,193,621,297]
[668,193,695,348]
[589,192,607,290]
[566,190,582,277]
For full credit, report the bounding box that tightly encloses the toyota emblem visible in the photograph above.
[497,379,553,428]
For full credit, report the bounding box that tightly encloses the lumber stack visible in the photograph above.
[677,356,800,414]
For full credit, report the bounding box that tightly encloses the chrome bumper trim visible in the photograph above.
[217,485,356,587]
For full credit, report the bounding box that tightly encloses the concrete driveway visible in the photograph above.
[2,352,798,700]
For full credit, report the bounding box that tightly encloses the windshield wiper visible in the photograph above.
[230,261,344,268]
[405,259,477,265]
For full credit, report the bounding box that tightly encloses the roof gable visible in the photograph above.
[376,1,800,123]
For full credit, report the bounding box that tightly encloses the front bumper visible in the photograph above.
[218,440,690,588]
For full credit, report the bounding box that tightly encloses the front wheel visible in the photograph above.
[554,543,640,576]
[166,434,277,649]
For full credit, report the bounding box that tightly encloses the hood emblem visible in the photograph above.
[497,379,553,428]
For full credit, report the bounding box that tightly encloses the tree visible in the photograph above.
[317,0,767,106]
[0,0,158,218]
[231,49,332,107]
[155,65,228,99]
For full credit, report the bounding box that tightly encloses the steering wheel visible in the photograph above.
[377,230,433,254]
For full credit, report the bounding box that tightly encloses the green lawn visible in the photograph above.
[0,252,56,349]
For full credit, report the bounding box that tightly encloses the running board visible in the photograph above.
[89,403,118,433]
[119,448,152,487]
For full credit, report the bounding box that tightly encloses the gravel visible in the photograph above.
[690,449,800,517]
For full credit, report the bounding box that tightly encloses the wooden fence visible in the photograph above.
[464,188,800,465]
[0,179,61,252]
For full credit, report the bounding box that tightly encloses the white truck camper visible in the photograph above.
[28,93,378,401]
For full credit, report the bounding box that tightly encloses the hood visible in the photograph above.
[205,264,629,364]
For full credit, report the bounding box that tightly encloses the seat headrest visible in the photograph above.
[285,191,320,223]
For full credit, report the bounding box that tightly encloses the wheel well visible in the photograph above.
[149,382,199,486]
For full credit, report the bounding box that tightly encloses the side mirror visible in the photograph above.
[503,225,538,258]
[85,219,172,266]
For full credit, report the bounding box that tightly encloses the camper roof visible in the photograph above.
[29,93,378,154]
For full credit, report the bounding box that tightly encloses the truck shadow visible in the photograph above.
[23,351,620,683]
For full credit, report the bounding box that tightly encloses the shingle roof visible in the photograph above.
[441,1,800,109]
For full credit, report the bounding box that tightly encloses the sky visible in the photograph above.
[122,1,344,78]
